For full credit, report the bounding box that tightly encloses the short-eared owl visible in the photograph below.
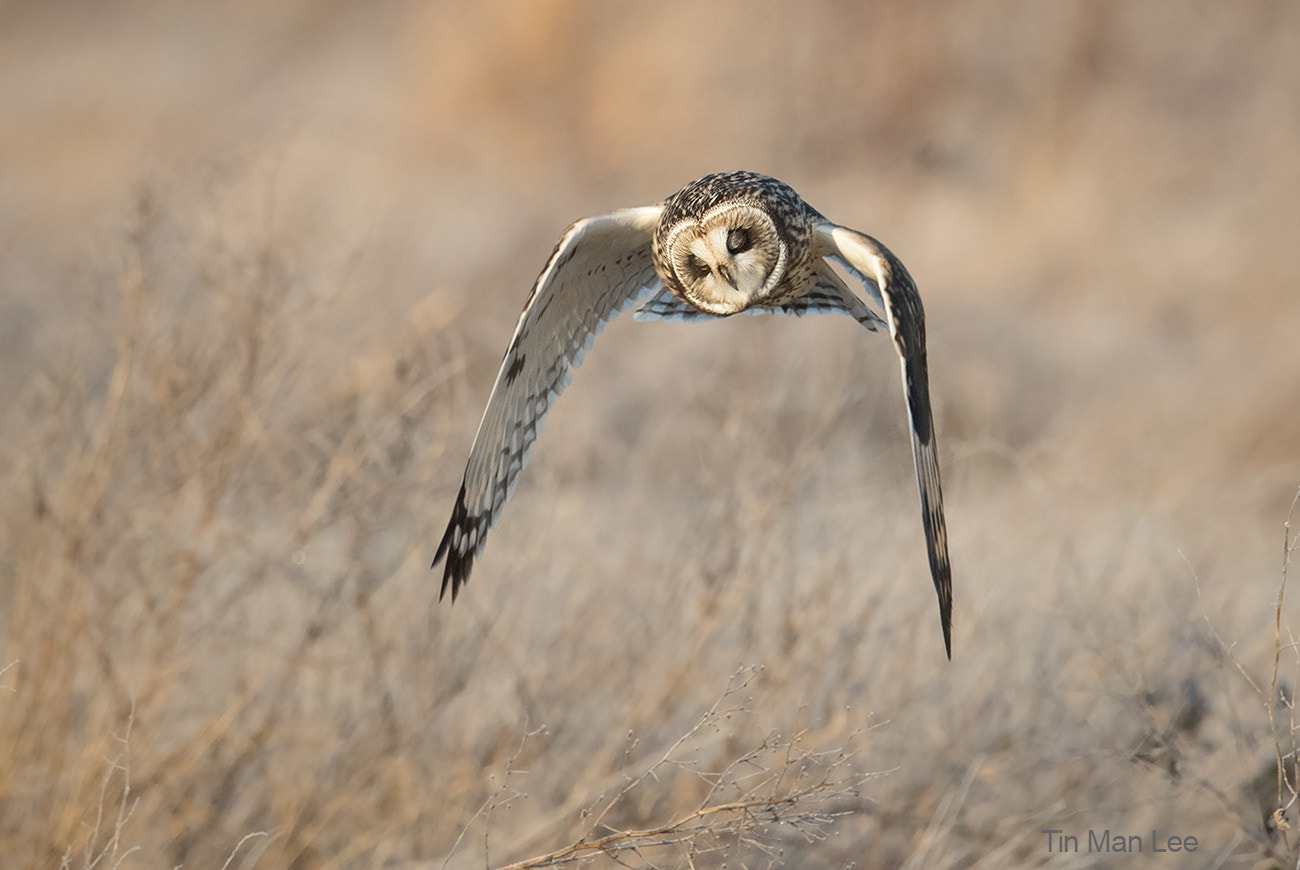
[433,171,953,657]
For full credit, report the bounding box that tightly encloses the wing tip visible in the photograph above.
[432,484,479,603]
[939,577,953,660]
[928,523,954,661]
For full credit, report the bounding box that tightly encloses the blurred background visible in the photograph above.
[2,1,1298,867]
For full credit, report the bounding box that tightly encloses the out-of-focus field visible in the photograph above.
[2,2,1299,867]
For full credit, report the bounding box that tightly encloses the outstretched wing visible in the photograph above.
[434,206,664,600]
[813,223,953,659]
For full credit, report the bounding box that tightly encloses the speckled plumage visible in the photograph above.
[652,171,821,309]
[432,171,954,658]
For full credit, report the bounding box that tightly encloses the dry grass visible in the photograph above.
[3,1,1300,867]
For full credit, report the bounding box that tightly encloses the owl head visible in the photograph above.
[661,201,787,315]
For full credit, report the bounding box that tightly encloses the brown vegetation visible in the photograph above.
[2,1,1299,866]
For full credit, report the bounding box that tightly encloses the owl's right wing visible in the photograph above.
[433,205,664,601]
[813,222,953,659]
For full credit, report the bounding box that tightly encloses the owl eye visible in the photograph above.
[691,256,711,276]
[726,228,751,255]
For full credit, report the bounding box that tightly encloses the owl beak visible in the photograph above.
[717,263,737,290]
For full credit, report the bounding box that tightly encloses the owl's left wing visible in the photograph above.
[434,206,664,601]
[813,222,953,659]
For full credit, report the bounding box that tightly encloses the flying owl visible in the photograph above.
[432,171,953,657]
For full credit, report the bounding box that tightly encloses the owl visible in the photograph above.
[432,171,953,657]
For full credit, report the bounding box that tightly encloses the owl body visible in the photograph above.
[432,171,955,658]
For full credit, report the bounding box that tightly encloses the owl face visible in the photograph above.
[663,203,786,315]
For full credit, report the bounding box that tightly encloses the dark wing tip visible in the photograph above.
[914,445,953,660]
[432,484,482,603]
[937,564,953,660]
[916,445,953,661]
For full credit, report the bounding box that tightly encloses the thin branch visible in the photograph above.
[494,790,830,870]
[479,665,873,870]
[218,831,270,870]
[0,659,18,692]
[586,665,762,838]
[441,721,547,870]
[1267,487,1300,830]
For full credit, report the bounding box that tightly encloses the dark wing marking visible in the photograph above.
[434,206,664,600]
[813,222,953,659]
[632,281,715,322]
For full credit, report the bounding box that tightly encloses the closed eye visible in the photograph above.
[691,256,711,275]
